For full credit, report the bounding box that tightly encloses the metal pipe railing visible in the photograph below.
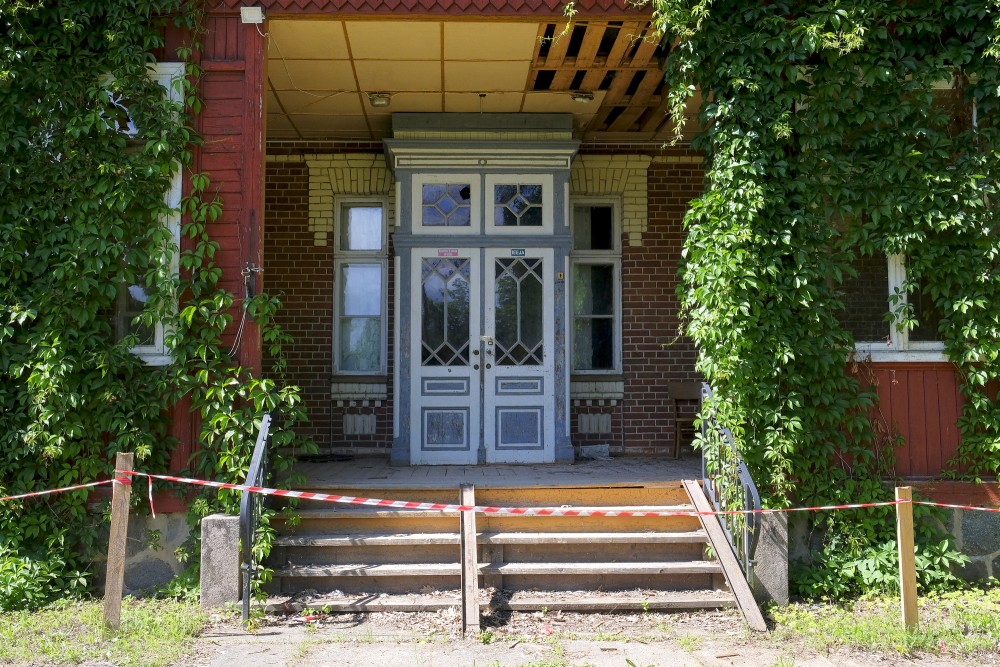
[699,384,762,577]
[240,412,272,622]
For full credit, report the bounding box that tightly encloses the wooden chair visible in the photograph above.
[667,382,702,459]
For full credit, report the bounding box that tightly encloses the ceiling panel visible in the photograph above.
[443,23,538,61]
[444,92,523,113]
[291,114,371,133]
[443,61,530,93]
[268,60,356,92]
[346,21,441,60]
[354,60,441,92]
[369,92,443,113]
[275,90,364,115]
[521,91,606,113]
[268,20,349,60]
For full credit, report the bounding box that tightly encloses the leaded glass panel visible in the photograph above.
[494,258,544,366]
[421,258,471,366]
[494,184,543,227]
[422,184,471,227]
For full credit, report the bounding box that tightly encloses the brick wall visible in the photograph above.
[265,151,704,457]
[569,159,704,456]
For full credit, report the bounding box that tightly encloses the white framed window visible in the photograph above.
[570,199,621,373]
[334,196,388,374]
[485,174,553,235]
[113,62,183,366]
[411,174,481,235]
[841,253,945,361]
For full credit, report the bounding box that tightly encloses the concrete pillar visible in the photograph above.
[200,514,240,610]
[751,512,789,605]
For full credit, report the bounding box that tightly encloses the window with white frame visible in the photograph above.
[112,62,183,365]
[571,201,621,372]
[334,197,387,374]
[839,253,944,360]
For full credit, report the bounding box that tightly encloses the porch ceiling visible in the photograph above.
[266,18,701,142]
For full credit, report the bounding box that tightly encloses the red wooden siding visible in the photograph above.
[866,362,964,477]
[197,13,266,373]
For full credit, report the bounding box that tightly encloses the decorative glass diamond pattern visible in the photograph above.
[494,184,543,227]
[494,258,543,366]
[421,258,471,366]
[422,183,471,227]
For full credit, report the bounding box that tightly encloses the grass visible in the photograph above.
[770,587,1000,658]
[0,598,206,667]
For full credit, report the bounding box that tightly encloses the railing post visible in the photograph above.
[104,452,133,632]
[895,486,918,631]
[459,483,480,635]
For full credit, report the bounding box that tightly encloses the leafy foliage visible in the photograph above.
[0,1,311,609]
[653,0,999,594]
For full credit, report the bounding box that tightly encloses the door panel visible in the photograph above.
[410,250,480,464]
[483,248,555,463]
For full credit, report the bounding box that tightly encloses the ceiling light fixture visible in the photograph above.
[240,6,265,23]
[367,92,391,108]
[571,91,595,103]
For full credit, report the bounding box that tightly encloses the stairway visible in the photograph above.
[265,480,738,613]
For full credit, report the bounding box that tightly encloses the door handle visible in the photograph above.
[480,335,494,345]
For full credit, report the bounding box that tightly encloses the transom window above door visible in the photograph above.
[410,174,553,235]
[412,174,481,235]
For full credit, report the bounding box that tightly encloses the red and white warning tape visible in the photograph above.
[4,470,997,517]
[122,470,909,517]
[0,477,127,503]
[916,500,1000,513]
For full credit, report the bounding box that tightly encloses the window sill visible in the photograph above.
[851,346,947,363]
[331,376,389,401]
[570,375,624,400]
[136,353,172,366]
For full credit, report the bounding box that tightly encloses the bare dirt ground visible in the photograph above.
[186,606,986,667]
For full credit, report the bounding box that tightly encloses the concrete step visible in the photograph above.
[481,561,723,576]
[274,560,722,579]
[263,590,735,614]
[274,530,709,548]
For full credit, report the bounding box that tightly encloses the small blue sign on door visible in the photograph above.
[510,249,526,257]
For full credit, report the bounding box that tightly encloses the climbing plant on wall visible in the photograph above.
[0,0,310,610]
[652,0,999,595]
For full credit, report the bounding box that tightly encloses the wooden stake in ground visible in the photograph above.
[103,452,133,632]
[459,483,480,635]
[895,486,918,631]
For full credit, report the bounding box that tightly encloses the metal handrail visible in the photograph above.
[699,384,762,578]
[240,412,272,622]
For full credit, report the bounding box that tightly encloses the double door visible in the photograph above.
[409,247,554,464]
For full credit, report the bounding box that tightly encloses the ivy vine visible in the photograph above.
[653,0,999,595]
[0,0,311,609]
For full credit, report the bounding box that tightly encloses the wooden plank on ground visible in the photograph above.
[682,480,769,633]
[460,484,480,635]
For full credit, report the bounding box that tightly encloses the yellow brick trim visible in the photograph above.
[571,155,651,244]
[306,154,395,246]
